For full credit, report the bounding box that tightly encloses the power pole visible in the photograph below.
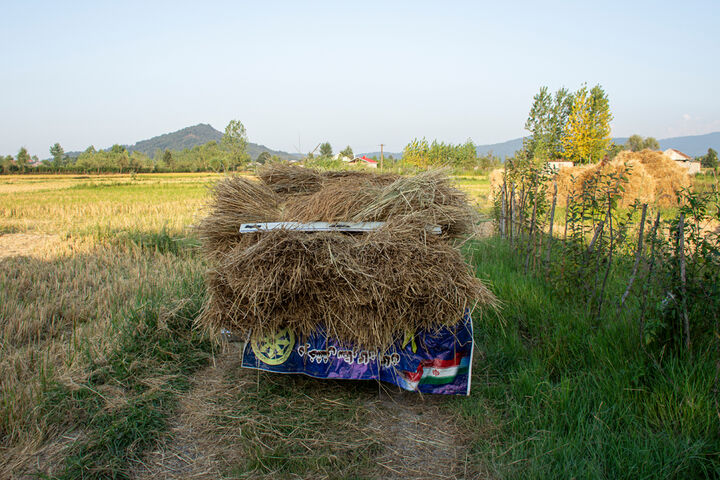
[379,143,384,171]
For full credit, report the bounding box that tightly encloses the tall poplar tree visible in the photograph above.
[563,84,612,164]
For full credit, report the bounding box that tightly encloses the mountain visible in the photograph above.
[474,132,720,159]
[656,132,720,157]
[67,124,301,161]
[126,123,302,161]
[128,123,222,154]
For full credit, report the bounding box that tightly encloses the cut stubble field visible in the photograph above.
[1,172,717,479]
[0,173,491,479]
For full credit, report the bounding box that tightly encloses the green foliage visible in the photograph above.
[462,238,720,478]
[524,87,573,161]
[401,137,498,172]
[319,142,332,157]
[339,145,354,159]
[221,119,250,171]
[699,148,718,168]
[16,147,31,172]
[39,281,212,479]
[626,134,660,152]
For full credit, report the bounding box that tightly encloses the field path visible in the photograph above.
[132,343,481,480]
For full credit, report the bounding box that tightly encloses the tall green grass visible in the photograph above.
[459,238,719,478]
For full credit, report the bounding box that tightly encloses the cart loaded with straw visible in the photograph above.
[195,165,496,395]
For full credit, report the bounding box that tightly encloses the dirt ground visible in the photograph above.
[130,344,482,480]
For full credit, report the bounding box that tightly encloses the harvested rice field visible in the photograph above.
[1,172,716,479]
[0,172,492,479]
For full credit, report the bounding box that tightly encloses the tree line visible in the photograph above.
[0,120,267,175]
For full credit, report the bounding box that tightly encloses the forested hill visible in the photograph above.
[126,123,301,160]
[128,123,222,154]
[65,124,301,161]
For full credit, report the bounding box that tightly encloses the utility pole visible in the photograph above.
[379,143,384,171]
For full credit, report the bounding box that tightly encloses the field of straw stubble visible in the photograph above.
[0,172,492,479]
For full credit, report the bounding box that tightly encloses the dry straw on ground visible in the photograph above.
[196,165,494,349]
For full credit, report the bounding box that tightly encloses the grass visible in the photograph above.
[459,237,719,478]
[1,172,716,478]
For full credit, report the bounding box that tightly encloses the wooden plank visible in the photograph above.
[239,221,442,234]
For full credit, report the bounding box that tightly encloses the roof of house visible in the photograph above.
[663,148,693,161]
[354,155,378,164]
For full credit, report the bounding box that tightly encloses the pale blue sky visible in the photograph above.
[1,0,718,156]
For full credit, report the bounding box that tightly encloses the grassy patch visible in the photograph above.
[38,288,212,479]
[459,237,719,478]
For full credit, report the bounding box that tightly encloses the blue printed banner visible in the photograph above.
[241,312,474,395]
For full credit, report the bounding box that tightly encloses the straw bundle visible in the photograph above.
[196,168,494,349]
[566,158,655,207]
[615,149,690,207]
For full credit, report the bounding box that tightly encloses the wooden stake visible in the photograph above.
[678,213,691,350]
[618,204,647,315]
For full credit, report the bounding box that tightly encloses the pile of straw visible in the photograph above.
[555,158,655,207]
[615,149,691,207]
[197,165,494,349]
[490,151,691,208]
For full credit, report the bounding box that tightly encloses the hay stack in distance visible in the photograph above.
[196,166,495,349]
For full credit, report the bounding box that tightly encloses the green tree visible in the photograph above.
[643,137,660,150]
[257,151,271,164]
[339,145,354,159]
[701,148,718,168]
[16,147,31,172]
[626,135,659,152]
[221,120,249,171]
[162,149,175,171]
[1,155,15,174]
[626,134,644,152]
[319,142,332,157]
[524,86,553,161]
[49,142,65,169]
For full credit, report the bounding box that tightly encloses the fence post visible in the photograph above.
[509,185,515,247]
[639,212,661,345]
[524,190,538,274]
[500,180,507,238]
[678,213,691,350]
[618,204,647,316]
[546,181,558,268]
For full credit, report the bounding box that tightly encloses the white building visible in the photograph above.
[663,149,701,175]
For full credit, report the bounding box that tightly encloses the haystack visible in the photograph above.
[196,166,495,349]
[552,152,688,207]
[615,149,691,207]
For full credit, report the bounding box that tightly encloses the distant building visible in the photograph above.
[663,149,701,175]
[547,160,574,171]
[348,156,378,168]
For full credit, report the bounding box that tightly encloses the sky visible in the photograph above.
[1,0,719,157]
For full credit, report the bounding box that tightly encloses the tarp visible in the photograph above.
[241,312,474,395]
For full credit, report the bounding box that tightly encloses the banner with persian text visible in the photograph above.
[241,313,474,395]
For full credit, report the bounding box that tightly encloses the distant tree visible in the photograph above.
[626,134,644,152]
[562,84,612,164]
[524,86,573,161]
[257,151,271,164]
[700,148,718,168]
[524,86,553,161]
[16,147,31,172]
[50,143,64,169]
[1,155,15,174]
[643,137,660,150]
[319,142,333,157]
[626,135,659,152]
[221,120,249,170]
[339,145,354,159]
[162,149,175,171]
